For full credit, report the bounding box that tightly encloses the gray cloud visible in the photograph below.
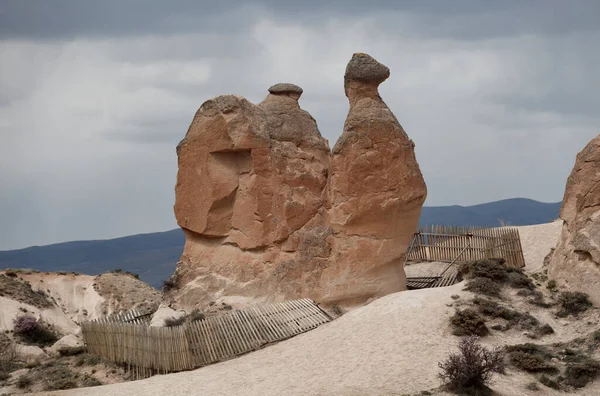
[1,1,599,250]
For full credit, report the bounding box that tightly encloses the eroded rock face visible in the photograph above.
[549,135,600,303]
[171,54,427,308]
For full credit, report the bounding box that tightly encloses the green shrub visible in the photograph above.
[557,292,592,317]
[450,309,489,337]
[547,280,557,290]
[438,335,505,393]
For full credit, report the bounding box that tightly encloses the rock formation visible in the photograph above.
[170,53,427,308]
[549,135,600,304]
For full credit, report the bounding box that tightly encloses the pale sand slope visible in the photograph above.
[514,220,562,272]
[38,221,582,396]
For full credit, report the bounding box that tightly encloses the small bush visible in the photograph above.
[81,375,103,387]
[525,382,539,391]
[164,316,186,327]
[438,336,505,393]
[75,354,102,367]
[0,372,10,381]
[563,359,600,388]
[464,278,501,298]
[557,291,592,317]
[13,315,58,346]
[162,278,177,292]
[547,280,557,290]
[58,346,86,356]
[0,340,18,373]
[16,375,33,388]
[537,324,555,336]
[187,309,205,323]
[539,374,560,389]
[506,344,557,373]
[450,309,489,337]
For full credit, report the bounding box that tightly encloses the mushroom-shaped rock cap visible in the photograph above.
[268,83,303,96]
[344,53,390,84]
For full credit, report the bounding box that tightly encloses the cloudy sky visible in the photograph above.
[1,1,599,250]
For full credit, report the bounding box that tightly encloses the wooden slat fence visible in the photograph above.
[406,225,525,269]
[91,304,158,326]
[81,299,331,379]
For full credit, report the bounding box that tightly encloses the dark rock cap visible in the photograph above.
[344,53,390,84]
[268,83,303,96]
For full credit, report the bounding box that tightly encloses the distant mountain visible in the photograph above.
[418,198,561,228]
[0,198,561,288]
[0,229,184,288]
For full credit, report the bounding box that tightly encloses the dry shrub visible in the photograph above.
[0,339,18,374]
[464,278,501,298]
[438,335,505,394]
[556,291,592,317]
[505,344,557,373]
[13,315,58,346]
[450,309,489,337]
[164,316,186,327]
[563,359,600,388]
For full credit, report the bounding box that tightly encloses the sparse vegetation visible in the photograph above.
[438,335,505,394]
[464,278,501,298]
[0,336,18,375]
[472,297,548,335]
[546,279,557,291]
[16,375,33,389]
[556,291,592,317]
[13,315,58,346]
[539,374,560,389]
[58,346,87,356]
[505,344,557,373]
[109,269,140,280]
[459,259,535,299]
[563,358,600,388]
[164,316,186,327]
[75,353,102,367]
[0,274,53,308]
[162,278,177,292]
[450,309,488,336]
[187,309,205,323]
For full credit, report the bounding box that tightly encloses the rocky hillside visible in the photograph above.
[0,269,160,394]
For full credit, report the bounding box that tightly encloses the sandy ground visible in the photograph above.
[513,220,562,272]
[32,220,599,396]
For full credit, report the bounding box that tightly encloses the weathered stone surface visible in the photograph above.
[326,53,427,302]
[170,54,426,308]
[549,135,600,304]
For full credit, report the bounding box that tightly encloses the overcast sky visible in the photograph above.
[1,1,599,250]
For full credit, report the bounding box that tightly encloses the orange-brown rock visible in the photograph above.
[170,54,427,309]
[549,135,600,304]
